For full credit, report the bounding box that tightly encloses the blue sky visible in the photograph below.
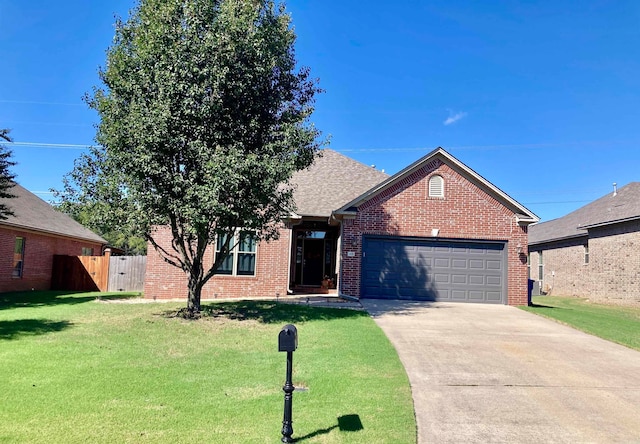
[2,0,639,222]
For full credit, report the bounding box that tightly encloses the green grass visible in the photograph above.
[521,296,640,351]
[0,291,416,443]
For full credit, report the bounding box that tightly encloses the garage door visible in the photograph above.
[361,236,507,303]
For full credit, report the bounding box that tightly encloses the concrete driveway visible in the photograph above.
[362,300,640,443]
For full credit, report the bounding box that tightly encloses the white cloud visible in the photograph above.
[443,111,467,126]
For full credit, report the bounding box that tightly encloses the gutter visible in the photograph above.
[579,215,640,229]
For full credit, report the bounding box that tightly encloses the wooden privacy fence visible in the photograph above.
[52,249,147,293]
[108,255,146,292]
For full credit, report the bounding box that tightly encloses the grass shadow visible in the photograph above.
[164,300,369,324]
[0,318,72,340]
[0,291,142,310]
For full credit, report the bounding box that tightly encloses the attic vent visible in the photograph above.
[428,175,444,198]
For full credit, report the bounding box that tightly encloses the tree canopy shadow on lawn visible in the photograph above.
[0,291,141,311]
[166,300,369,324]
[0,318,72,340]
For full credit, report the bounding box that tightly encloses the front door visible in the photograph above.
[302,238,324,285]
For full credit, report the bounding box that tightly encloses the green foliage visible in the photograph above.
[58,0,322,310]
[0,128,17,220]
[54,154,147,255]
[522,296,640,350]
[0,293,416,443]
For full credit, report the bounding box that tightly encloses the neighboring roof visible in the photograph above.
[529,182,640,245]
[0,183,107,244]
[289,149,389,217]
[333,147,539,224]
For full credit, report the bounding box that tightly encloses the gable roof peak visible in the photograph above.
[332,146,538,224]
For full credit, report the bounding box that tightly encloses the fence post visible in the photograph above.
[103,248,111,292]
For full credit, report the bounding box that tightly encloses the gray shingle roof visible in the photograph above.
[289,149,389,217]
[529,182,640,245]
[0,183,107,244]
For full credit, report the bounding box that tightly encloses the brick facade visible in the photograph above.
[339,159,530,305]
[143,225,291,300]
[529,219,640,305]
[0,227,104,293]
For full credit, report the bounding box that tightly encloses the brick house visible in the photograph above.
[0,184,107,292]
[144,148,538,305]
[528,182,640,305]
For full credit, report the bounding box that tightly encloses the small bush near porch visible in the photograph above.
[522,296,640,351]
[0,291,415,443]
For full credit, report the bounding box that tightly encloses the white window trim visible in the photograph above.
[538,251,544,282]
[214,231,258,277]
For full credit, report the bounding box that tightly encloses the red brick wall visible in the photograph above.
[0,227,104,293]
[340,159,530,305]
[143,225,291,300]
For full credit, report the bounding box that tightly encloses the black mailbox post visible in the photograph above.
[278,324,297,443]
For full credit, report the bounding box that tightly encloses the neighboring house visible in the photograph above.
[528,182,640,305]
[144,148,538,305]
[0,184,107,292]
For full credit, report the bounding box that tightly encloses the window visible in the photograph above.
[214,231,257,276]
[538,251,544,281]
[584,244,589,264]
[81,247,94,256]
[428,175,444,198]
[13,237,25,278]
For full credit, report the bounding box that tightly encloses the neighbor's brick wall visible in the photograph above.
[143,225,291,300]
[528,238,590,297]
[0,227,104,293]
[340,159,530,305]
[530,220,640,305]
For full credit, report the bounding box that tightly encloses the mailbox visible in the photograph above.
[278,324,298,352]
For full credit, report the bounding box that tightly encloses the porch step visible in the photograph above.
[293,286,338,295]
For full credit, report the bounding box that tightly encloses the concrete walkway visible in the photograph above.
[362,300,640,444]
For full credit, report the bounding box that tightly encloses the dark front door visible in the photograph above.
[302,238,325,285]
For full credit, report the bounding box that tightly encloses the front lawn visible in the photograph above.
[0,291,415,443]
[521,296,640,351]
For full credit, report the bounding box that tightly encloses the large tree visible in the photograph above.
[0,129,17,220]
[61,0,321,315]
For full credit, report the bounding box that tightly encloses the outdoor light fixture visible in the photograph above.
[516,243,523,254]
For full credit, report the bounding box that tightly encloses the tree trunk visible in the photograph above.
[186,271,203,316]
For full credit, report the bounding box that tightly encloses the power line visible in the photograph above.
[522,200,592,205]
[4,140,638,152]
[3,121,92,128]
[0,99,84,106]
[5,142,94,149]
[336,140,638,152]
